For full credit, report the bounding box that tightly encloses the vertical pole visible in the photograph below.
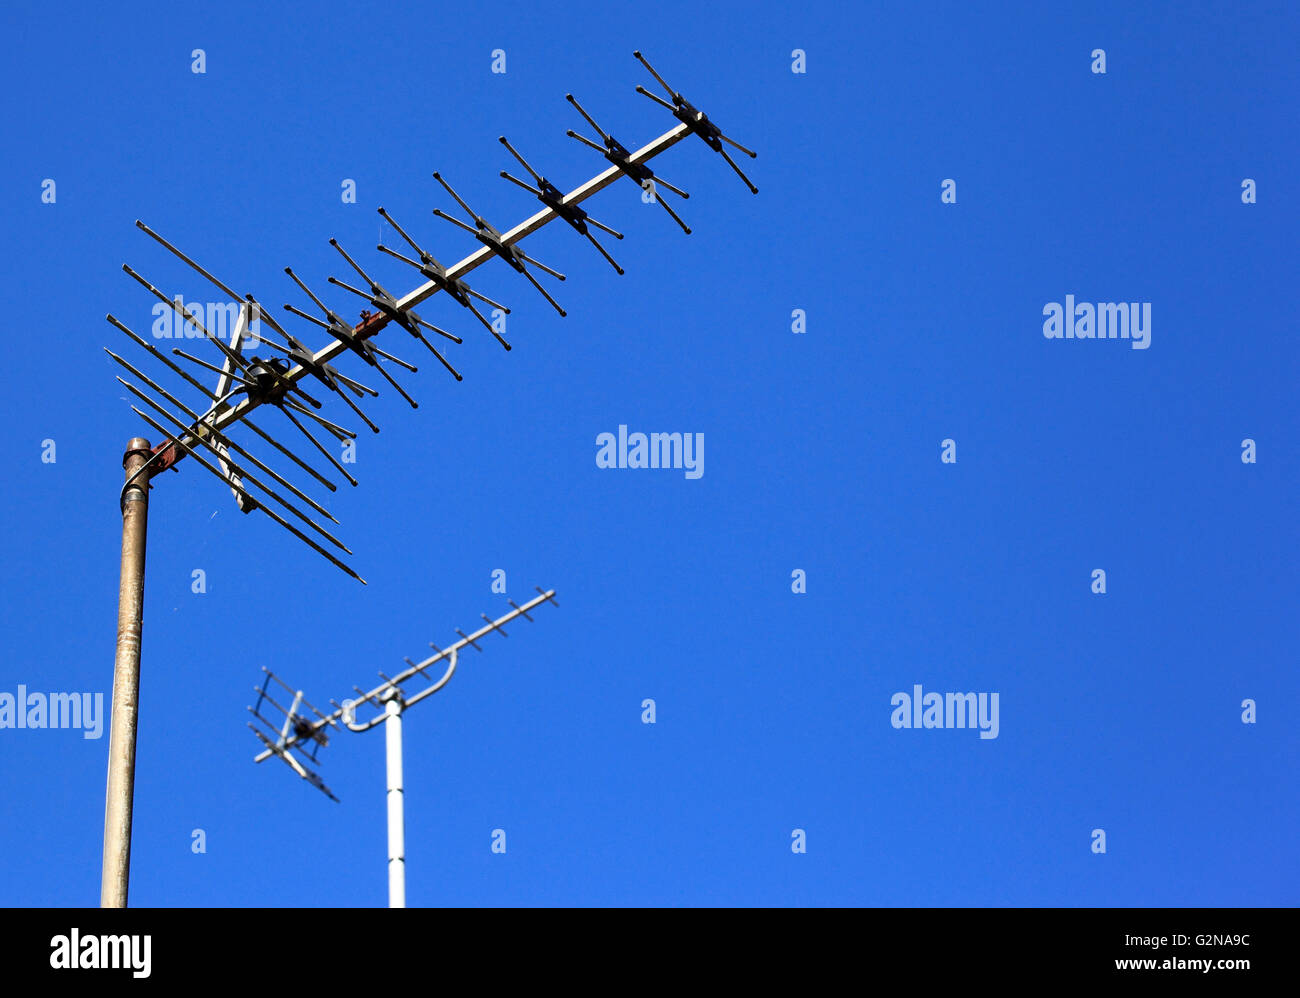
[101,437,153,908]
[384,695,406,908]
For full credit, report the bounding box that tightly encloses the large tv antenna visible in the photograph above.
[248,588,559,907]
[100,50,758,907]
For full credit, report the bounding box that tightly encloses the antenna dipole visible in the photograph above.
[248,587,559,907]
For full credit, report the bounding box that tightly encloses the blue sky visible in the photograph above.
[0,0,1296,907]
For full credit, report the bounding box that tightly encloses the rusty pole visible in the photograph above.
[101,437,153,908]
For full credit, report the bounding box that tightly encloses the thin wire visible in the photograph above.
[118,386,246,511]
[118,449,166,512]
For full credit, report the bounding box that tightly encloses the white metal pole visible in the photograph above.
[384,695,405,908]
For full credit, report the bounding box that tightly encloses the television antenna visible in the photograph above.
[248,588,559,907]
[99,50,757,906]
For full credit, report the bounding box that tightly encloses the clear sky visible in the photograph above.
[0,0,1295,907]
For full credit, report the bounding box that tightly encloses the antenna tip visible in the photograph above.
[328,238,339,246]
[633,50,641,57]
[565,93,575,102]
[133,219,144,228]
[377,206,385,213]
[499,171,507,178]
[455,373,464,382]
[497,135,506,143]
[432,171,442,180]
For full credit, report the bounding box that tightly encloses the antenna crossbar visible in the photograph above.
[151,123,690,473]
